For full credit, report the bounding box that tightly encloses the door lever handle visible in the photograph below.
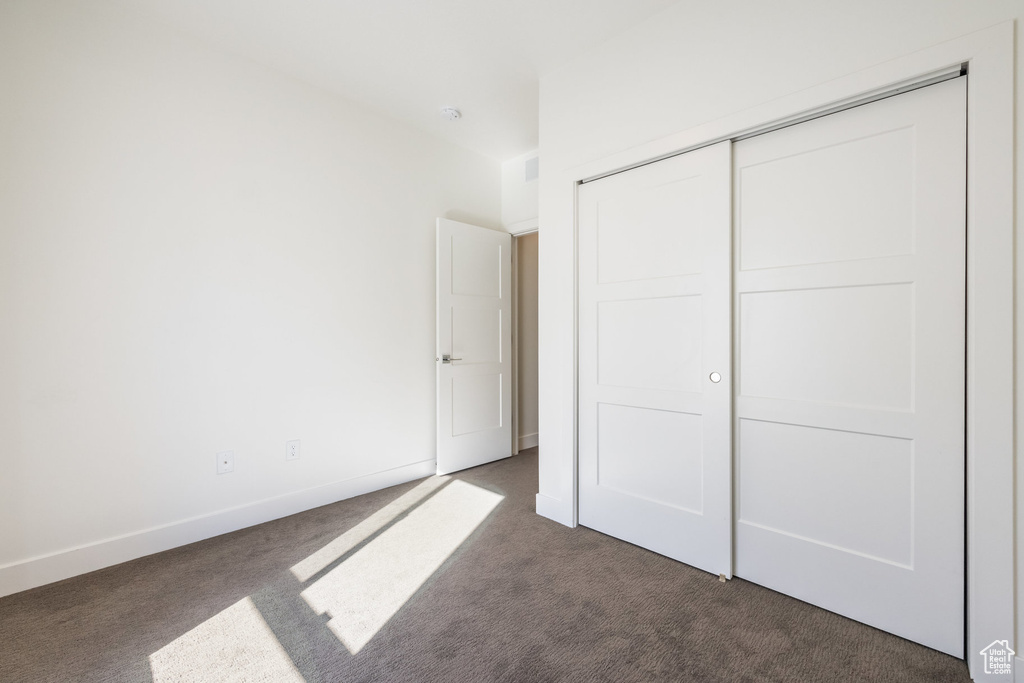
[441,354,463,364]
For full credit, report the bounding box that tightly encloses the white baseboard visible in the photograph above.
[0,459,436,599]
[535,493,573,527]
[518,433,538,449]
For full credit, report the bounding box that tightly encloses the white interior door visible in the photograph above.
[732,78,966,656]
[577,142,733,577]
[436,218,512,475]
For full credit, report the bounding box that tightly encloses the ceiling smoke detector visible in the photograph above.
[440,107,462,121]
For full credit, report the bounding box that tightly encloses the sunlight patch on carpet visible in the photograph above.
[149,597,304,682]
[300,479,503,654]
[291,475,450,582]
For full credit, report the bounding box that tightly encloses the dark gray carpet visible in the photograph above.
[0,448,970,682]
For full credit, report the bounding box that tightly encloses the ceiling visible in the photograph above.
[114,0,678,160]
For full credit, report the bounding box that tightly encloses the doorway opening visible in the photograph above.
[512,228,539,456]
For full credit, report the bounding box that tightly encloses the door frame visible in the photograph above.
[551,22,1013,680]
[509,218,539,455]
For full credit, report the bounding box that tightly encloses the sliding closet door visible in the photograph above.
[733,78,966,656]
[578,142,732,577]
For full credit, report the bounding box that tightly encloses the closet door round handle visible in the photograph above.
[709,372,722,383]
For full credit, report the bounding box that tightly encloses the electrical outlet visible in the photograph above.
[217,450,234,474]
[286,439,301,461]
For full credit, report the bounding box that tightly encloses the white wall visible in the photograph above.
[0,0,501,595]
[536,0,1022,661]
[502,149,539,228]
[516,232,539,448]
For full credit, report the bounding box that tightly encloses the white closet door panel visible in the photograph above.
[734,78,966,657]
[578,141,732,577]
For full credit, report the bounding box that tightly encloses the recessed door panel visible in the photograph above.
[597,296,702,393]
[738,126,915,271]
[737,418,913,566]
[451,236,500,298]
[597,176,705,283]
[452,307,501,364]
[738,284,913,410]
[451,374,502,436]
[597,403,703,513]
